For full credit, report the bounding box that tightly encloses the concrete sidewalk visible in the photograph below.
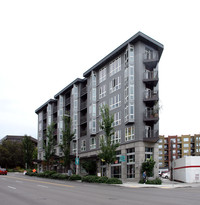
[119,179,200,189]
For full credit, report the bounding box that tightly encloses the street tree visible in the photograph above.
[98,104,119,178]
[44,123,55,170]
[59,114,74,173]
[22,135,34,169]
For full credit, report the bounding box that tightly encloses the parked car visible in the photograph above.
[162,171,170,179]
[0,168,7,175]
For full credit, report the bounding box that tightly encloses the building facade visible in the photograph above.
[35,32,164,181]
[159,134,200,169]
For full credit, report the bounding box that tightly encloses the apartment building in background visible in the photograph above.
[35,32,164,181]
[159,134,200,168]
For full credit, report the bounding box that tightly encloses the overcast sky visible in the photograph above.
[0,0,200,140]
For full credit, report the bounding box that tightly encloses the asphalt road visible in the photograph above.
[0,173,200,205]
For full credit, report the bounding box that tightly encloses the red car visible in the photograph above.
[0,168,7,175]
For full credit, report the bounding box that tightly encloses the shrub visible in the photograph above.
[82,175,99,183]
[106,178,122,184]
[43,171,57,178]
[96,176,108,183]
[139,177,162,185]
[69,174,82,181]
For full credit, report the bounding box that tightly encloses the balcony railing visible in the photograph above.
[143,70,158,81]
[144,90,158,102]
[80,116,87,124]
[81,87,87,96]
[143,130,159,142]
[43,113,47,119]
[80,130,87,137]
[53,106,57,113]
[65,97,70,106]
[144,109,159,122]
[143,53,159,70]
[80,101,87,110]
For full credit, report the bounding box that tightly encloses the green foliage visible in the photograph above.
[98,105,119,167]
[81,160,97,175]
[22,135,35,169]
[0,141,24,168]
[81,175,122,184]
[106,178,123,184]
[69,174,82,180]
[141,157,156,177]
[139,177,162,185]
[82,175,99,183]
[43,123,55,170]
[59,115,74,171]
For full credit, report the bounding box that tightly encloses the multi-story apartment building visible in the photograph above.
[35,32,164,181]
[159,134,200,168]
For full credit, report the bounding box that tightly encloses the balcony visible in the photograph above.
[43,113,47,120]
[80,116,87,124]
[143,90,158,105]
[81,87,87,96]
[143,130,159,142]
[143,70,158,86]
[65,97,70,106]
[80,130,87,137]
[53,118,57,123]
[43,123,47,130]
[80,101,87,110]
[53,106,57,114]
[143,53,159,70]
[144,109,159,122]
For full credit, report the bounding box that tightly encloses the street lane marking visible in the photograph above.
[37,185,48,188]
[8,186,16,189]
[6,176,74,188]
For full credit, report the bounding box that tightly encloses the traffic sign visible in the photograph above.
[119,155,126,162]
[75,158,79,165]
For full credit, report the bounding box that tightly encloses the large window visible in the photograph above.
[110,76,121,93]
[113,112,121,127]
[110,57,121,76]
[90,137,96,150]
[99,67,106,83]
[145,147,153,160]
[81,140,86,152]
[99,85,106,99]
[127,148,135,178]
[99,101,105,115]
[110,94,121,110]
[111,150,121,178]
[111,130,121,144]
[125,126,135,141]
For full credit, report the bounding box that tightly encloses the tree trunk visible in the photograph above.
[106,163,111,178]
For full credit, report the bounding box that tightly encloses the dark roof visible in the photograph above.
[0,135,37,145]
[35,99,56,114]
[83,31,164,77]
[54,78,83,98]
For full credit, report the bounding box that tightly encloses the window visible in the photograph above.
[184,144,189,148]
[90,137,96,149]
[110,94,121,110]
[183,138,189,142]
[110,76,121,93]
[89,119,96,133]
[111,130,121,144]
[145,147,153,160]
[99,101,105,115]
[92,88,96,101]
[145,47,153,60]
[99,85,106,99]
[99,67,106,83]
[125,126,135,141]
[39,123,42,131]
[129,103,134,120]
[127,148,135,178]
[113,112,121,127]
[110,57,121,76]
[99,134,106,147]
[39,113,42,121]
[158,145,162,149]
[81,140,86,152]
[184,149,189,153]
